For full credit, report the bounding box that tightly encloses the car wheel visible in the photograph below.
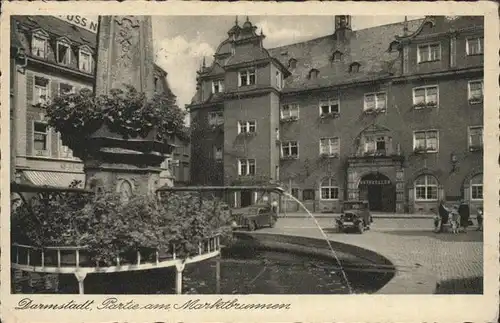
[248,221,256,231]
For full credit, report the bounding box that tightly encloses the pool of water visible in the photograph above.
[182,247,392,294]
[41,246,392,294]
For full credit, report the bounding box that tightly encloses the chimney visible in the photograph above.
[334,15,352,42]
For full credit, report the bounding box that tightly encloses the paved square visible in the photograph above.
[260,217,483,294]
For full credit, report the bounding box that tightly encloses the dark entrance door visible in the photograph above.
[358,173,395,212]
[241,190,253,207]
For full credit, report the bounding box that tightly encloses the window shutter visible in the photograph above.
[26,118,33,155]
[26,72,34,103]
[51,79,59,99]
[51,129,58,158]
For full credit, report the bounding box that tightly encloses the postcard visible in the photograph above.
[1,1,499,322]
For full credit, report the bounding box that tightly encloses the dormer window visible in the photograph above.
[332,51,343,62]
[308,69,319,80]
[349,62,361,73]
[79,50,92,73]
[57,41,71,65]
[288,58,297,69]
[212,79,224,93]
[32,34,47,59]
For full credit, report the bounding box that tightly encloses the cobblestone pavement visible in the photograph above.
[260,217,483,294]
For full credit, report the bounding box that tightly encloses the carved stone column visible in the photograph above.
[84,16,171,195]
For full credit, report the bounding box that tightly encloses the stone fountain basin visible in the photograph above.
[233,231,438,294]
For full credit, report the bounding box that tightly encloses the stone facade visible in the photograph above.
[188,16,484,214]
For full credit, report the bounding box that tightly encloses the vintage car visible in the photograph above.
[335,200,373,233]
[230,204,278,231]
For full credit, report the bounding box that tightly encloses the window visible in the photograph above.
[281,104,299,120]
[237,120,256,134]
[468,80,483,103]
[319,99,340,115]
[414,175,438,201]
[33,121,49,154]
[320,178,339,200]
[57,42,71,65]
[466,37,484,55]
[32,35,47,58]
[212,80,224,94]
[413,85,438,107]
[59,83,74,96]
[413,130,439,152]
[238,159,256,176]
[291,188,299,199]
[303,189,315,201]
[238,69,256,87]
[281,141,298,158]
[417,43,441,63]
[275,71,284,89]
[308,69,319,80]
[214,146,223,160]
[288,58,297,69]
[332,51,343,62]
[79,50,92,73]
[208,111,224,126]
[349,62,360,73]
[469,126,483,150]
[470,174,483,200]
[34,76,49,104]
[364,92,386,111]
[320,137,340,156]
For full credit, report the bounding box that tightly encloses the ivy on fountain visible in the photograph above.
[11,184,233,266]
[42,85,190,158]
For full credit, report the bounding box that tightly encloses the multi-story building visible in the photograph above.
[188,16,483,214]
[10,16,190,189]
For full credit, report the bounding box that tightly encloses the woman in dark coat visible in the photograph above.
[437,200,450,233]
[458,200,470,232]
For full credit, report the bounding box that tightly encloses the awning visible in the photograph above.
[21,171,85,188]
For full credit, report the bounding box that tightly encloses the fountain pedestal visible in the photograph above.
[84,16,172,195]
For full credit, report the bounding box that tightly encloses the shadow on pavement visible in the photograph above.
[383,230,483,242]
[435,276,483,294]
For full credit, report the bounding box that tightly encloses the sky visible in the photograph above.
[56,15,423,121]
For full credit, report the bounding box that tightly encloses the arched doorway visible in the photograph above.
[358,172,395,212]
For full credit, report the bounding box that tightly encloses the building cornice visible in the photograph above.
[188,86,281,111]
[281,67,483,97]
[27,56,94,81]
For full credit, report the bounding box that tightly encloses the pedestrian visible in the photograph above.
[437,200,450,233]
[271,199,279,217]
[476,207,483,231]
[458,200,470,233]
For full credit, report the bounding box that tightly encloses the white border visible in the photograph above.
[1,2,499,323]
